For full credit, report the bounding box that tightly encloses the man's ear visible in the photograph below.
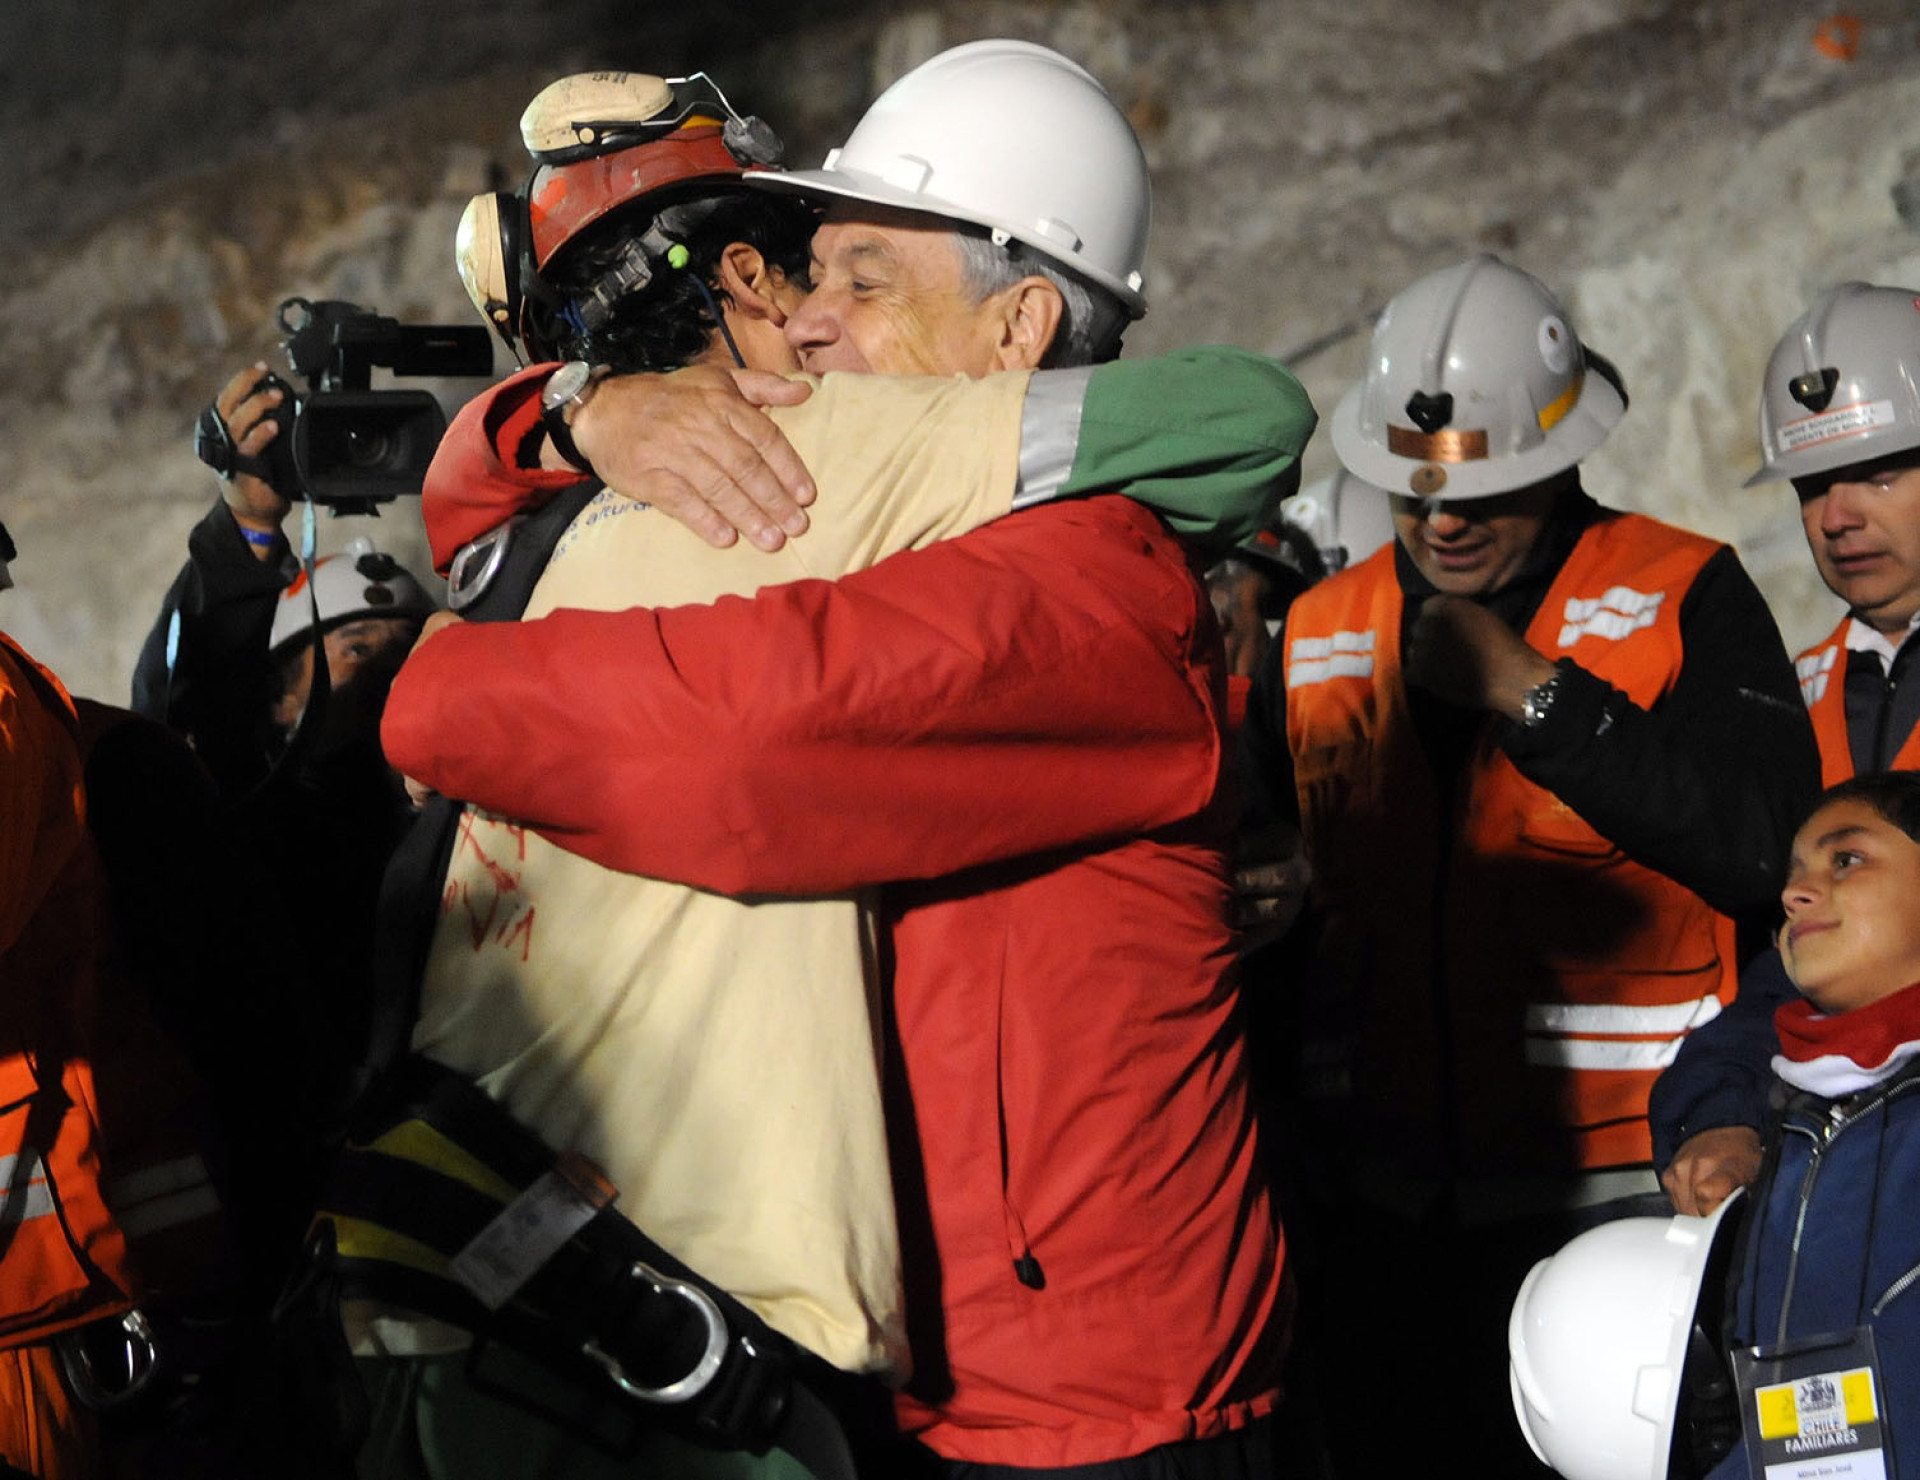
[715,242,791,325]
[991,277,1066,371]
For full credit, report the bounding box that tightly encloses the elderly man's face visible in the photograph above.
[785,204,1018,378]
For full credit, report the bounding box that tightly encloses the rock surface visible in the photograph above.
[4,0,1918,697]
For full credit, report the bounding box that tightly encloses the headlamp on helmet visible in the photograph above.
[1746,282,1920,487]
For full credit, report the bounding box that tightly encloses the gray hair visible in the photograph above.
[951,228,1129,368]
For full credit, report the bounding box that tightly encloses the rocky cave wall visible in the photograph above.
[3,0,1917,700]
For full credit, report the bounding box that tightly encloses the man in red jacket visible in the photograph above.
[389,40,1293,1480]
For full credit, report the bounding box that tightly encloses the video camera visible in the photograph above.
[199,297,495,517]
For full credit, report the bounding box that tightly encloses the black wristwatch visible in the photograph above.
[540,360,609,474]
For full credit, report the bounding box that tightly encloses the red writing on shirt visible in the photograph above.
[442,813,536,962]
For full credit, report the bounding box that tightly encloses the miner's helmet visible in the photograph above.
[456,71,784,364]
[269,536,437,653]
[1746,282,1920,488]
[1332,253,1627,502]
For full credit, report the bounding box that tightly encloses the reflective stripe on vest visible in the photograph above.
[1287,629,1375,689]
[0,1149,55,1225]
[1523,994,1724,1070]
[1798,642,1841,709]
[1556,584,1667,648]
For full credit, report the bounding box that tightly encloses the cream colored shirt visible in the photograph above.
[412,369,1030,1376]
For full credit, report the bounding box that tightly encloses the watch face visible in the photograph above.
[543,359,592,411]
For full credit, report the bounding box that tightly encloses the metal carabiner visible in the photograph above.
[446,517,523,612]
[580,1260,730,1406]
[54,1308,159,1412]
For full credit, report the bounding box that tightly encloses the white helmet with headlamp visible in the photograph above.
[756,39,1151,318]
[1332,254,1627,502]
[1746,281,1920,487]
[455,70,785,364]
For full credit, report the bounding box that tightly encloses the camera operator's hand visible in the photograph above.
[214,364,292,557]
[567,365,816,552]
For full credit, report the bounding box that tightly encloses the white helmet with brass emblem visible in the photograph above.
[1332,254,1626,501]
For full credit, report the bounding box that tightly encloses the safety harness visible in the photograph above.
[306,483,861,1477]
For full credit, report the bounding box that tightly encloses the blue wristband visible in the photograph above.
[238,524,279,550]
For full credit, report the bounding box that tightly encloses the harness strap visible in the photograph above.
[316,1059,801,1456]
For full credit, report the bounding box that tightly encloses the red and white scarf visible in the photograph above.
[1773,980,1920,1098]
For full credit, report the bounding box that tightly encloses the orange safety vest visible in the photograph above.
[0,639,223,1353]
[1284,512,1739,1179]
[1795,617,1920,785]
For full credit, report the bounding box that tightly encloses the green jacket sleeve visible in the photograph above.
[1016,346,1318,557]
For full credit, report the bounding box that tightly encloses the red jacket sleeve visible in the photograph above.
[383,496,1226,895]
[423,363,587,575]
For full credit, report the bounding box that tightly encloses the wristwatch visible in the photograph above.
[540,360,609,474]
[1518,665,1565,729]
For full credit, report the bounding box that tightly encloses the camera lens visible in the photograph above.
[343,428,398,470]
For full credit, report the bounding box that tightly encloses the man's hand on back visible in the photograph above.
[568,366,818,551]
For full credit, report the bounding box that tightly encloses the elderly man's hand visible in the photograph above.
[569,365,818,551]
[1661,1125,1763,1217]
[1404,594,1557,718]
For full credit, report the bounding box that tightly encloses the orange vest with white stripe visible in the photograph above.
[1284,512,1738,1178]
[1795,617,1920,785]
[0,640,224,1348]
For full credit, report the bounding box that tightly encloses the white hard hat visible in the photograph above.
[1279,467,1397,574]
[1508,1193,1742,1480]
[269,537,437,652]
[1746,282,1920,486]
[759,39,1150,317]
[1332,254,1626,501]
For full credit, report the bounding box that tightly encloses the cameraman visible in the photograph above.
[131,362,437,1241]
[135,364,430,787]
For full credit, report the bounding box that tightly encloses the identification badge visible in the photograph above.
[449,1150,618,1311]
[1730,1328,1889,1480]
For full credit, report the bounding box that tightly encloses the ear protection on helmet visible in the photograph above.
[455,190,525,357]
